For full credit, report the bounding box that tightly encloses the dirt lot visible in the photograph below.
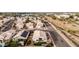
[45,16,79,40]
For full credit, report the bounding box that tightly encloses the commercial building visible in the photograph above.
[13,30,30,40]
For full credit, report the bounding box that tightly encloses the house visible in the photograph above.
[0,35,4,41]
[0,40,5,47]
[22,17,27,23]
[2,18,11,24]
[0,20,3,27]
[32,30,47,42]
[0,17,11,27]
[37,17,41,20]
[59,14,69,18]
[29,16,33,21]
[54,14,69,19]
[54,14,61,19]
[0,35,5,47]
[15,17,24,30]
[0,29,16,41]
[26,22,34,29]
[74,16,79,20]
[36,20,43,29]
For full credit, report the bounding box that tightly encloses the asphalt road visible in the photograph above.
[44,21,70,47]
[1,20,14,32]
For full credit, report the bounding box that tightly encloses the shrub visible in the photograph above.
[9,41,18,47]
[34,41,46,46]
[67,30,76,34]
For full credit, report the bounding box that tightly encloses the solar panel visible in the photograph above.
[21,31,28,37]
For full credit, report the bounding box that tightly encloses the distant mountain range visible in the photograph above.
[0,12,79,16]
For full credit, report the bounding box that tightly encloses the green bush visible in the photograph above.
[67,30,76,34]
[9,41,18,47]
[34,41,46,46]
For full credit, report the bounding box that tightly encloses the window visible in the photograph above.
[39,38,42,41]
